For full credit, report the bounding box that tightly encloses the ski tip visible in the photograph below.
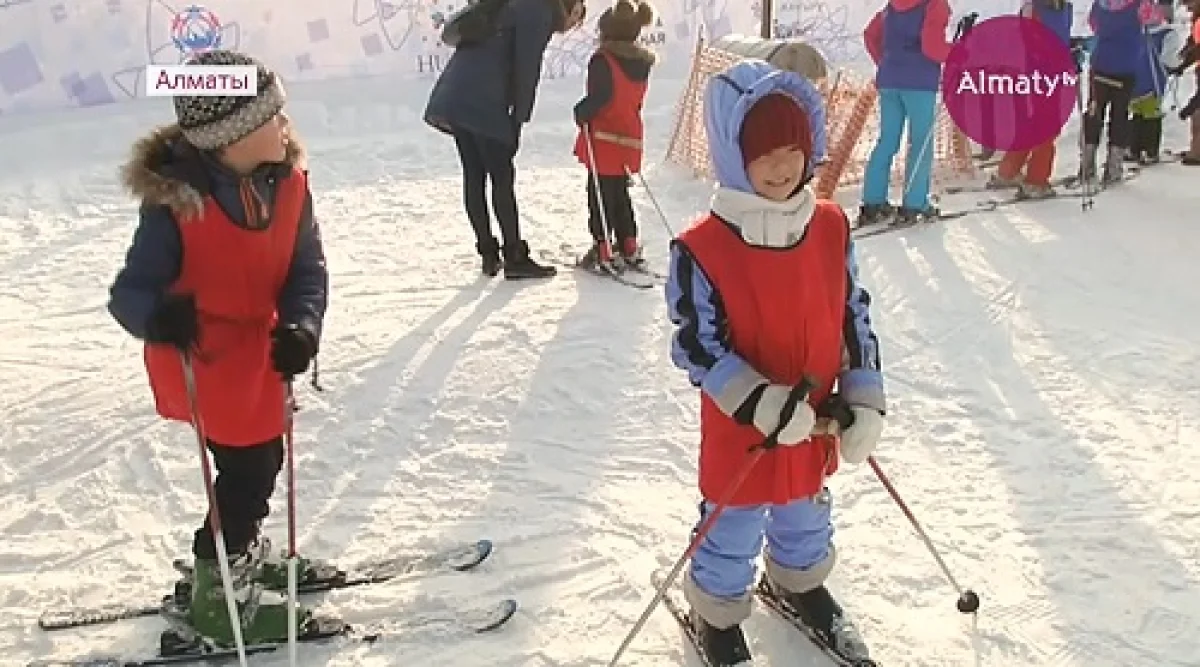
[474,598,518,632]
[449,539,493,571]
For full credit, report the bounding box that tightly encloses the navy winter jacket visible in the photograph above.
[423,0,569,147]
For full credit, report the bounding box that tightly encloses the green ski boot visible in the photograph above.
[248,537,345,590]
[187,555,313,646]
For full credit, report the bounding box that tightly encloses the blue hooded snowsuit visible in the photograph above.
[666,60,884,637]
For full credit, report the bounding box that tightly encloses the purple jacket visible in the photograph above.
[864,0,953,91]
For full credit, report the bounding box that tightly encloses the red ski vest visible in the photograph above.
[143,170,306,446]
[574,49,648,176]
[677,201,849,506]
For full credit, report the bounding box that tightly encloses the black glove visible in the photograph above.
[145,293,197,351]
[271,323,316,379]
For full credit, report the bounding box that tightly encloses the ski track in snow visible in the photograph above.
[0,74,1198,666]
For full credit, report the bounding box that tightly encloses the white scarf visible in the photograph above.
[710,185,817,249]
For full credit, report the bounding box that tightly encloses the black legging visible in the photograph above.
[452,130,521,255]
[192,437,284,559]
[586,174,637,245]
[1083,71,1134,148]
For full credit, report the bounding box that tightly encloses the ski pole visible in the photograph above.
[606,376,819,667]
[584,125,616,266]
[284,379,299,666]
[811,396,981,615]
[624,165,676,237]
[867,456,980,614]
[180,352,250,667]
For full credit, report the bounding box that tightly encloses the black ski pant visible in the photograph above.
[1083,71,1134,148]
[452,129,523,260]
[192,436,285,560]
[586,174,637,246]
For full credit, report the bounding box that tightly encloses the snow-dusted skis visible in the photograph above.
[753,578,878,667]
[541,245,664,289]
[653,569,879,666]
[38,539,496,631]
[27,597,518,666]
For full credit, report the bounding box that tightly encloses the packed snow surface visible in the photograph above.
[1,74,1198,666]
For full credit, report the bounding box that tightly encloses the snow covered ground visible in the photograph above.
[1,71,1198,667]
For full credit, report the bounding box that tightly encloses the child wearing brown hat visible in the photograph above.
[107,49,332,649]
[664,59,885,666]
[573,0,657,270]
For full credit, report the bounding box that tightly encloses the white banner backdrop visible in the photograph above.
[0,0,1043,115]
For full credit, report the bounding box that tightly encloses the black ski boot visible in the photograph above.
[855,203,895,227]
[503,241,556,280]
[476,237,503,277]
[894,205,940,226]
[763,579,874,665]
[689,610,753,666]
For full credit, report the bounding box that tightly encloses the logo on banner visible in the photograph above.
[942,16,1078,152]
[170,4,224,59]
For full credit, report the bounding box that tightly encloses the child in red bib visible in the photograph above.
[573,0,656,268]
[107,50,329,648]
[665,60,886,666]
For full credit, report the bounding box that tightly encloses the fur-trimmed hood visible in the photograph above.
[601,40,657,65]
[119,123,305,221]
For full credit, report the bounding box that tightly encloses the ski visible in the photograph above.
[589,262,657,289]
[38,539,495,631]
[851,207,976,240]
[941,173,1077,195]
[541,247,659,289]
[651,569,721,667]
[754,579,878,667]
[652,568,878,666]
[27,598,518,666]
[985,168,1142,203]
[622,261,667,282]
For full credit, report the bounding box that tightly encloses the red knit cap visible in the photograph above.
[739,93,813,167]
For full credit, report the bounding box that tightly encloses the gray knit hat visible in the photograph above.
[172,50,286,151]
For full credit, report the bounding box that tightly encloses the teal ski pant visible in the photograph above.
[862,88,937,210]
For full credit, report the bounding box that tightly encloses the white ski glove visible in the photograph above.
[751,384,817,446]
[839,406,885,465]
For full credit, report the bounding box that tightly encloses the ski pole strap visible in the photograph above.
[816,394,856,431]
[751,375,818,452]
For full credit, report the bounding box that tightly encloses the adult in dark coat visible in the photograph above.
[424,0,586,279]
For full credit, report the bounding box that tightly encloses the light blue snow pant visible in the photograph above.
[862,88,938,211]
[683,493,836,629]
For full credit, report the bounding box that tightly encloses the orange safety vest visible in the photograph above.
[574,49,649,176]
[676,202,849,505]
[143,170,306,446]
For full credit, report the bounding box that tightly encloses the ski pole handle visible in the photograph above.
[751,375,818,451]
[816,394,856,432]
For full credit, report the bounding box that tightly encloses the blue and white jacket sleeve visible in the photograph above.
[665,241,768,419]
[839,238,886,413]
